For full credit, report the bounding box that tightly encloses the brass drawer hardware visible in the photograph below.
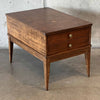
[68,44,72,48]
[69,34,72,38]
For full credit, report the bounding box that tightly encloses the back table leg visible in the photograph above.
[8,37,13,63]
[85,48,91,77]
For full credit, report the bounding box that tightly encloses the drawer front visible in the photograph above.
[47,27,91,55]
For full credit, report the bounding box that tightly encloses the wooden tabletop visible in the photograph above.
[6,7,92,35]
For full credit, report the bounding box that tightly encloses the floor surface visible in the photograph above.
[0,48,100,100]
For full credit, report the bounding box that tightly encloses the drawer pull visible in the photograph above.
[68,44,72,48]
[69,34,72,38]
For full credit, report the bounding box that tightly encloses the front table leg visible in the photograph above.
[8,36,13,63]
[85,48,91,77]
[43,59,50,90]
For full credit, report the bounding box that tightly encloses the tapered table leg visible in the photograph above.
[43,59,50,90]
[85,48,91,77]
[8,37,13,63]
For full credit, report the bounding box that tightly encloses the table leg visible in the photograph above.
[85,48,91,77]
[8,37,13,63]
[43,60,50,90]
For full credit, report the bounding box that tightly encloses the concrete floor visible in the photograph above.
[0,48,100,100]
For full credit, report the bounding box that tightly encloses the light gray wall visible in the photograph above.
[47,0,100,47]
[0,0,43,48]
[0,0,100,48]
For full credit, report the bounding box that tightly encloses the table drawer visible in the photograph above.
[47,27,91,55]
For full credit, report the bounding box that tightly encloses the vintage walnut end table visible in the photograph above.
[6,8,92,90]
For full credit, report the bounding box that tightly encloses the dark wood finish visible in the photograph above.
[9,35,46,62]
[7,16,46,56]
[6,7,92,90]
[6,7,91,34]
[85,47,91,77]
[8,37,13,63]
[47,26,91,55]
[48,45,91,63]
[43,59,50,90]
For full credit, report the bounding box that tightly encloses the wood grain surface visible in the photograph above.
[6,7,92,35]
